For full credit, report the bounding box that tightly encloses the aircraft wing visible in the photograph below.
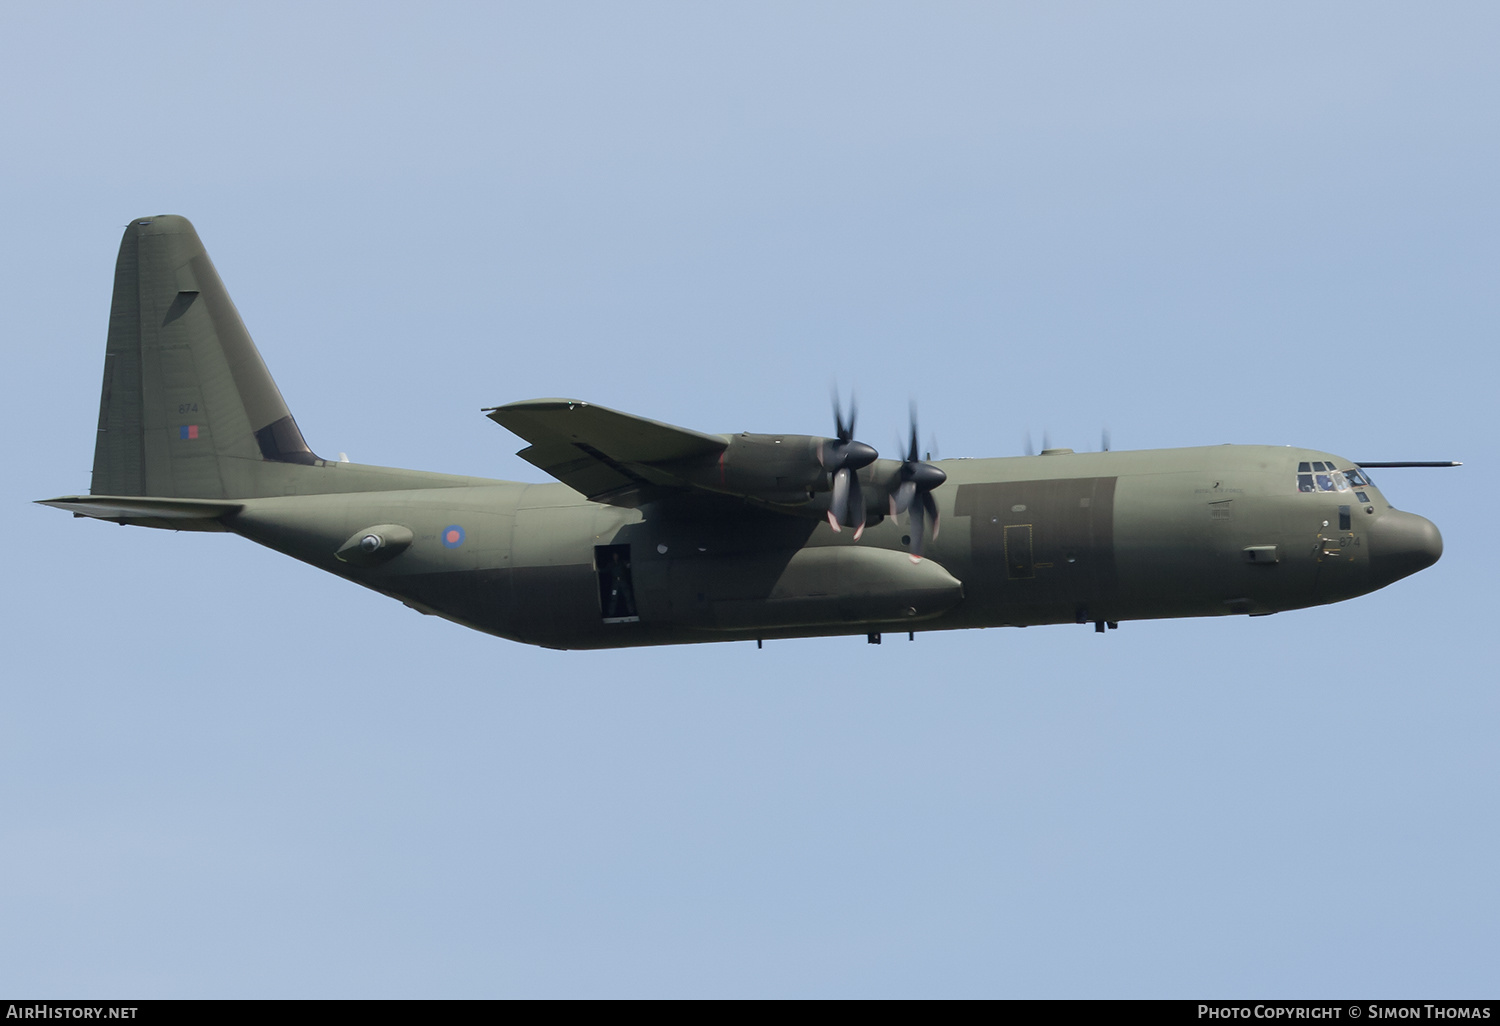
[485,399,729,506]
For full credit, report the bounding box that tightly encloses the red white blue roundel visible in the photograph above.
[441,525,465,549]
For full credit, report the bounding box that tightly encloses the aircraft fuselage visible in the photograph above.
[222,443,1440,649]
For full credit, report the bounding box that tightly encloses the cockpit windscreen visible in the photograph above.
[1296,461,1371,493]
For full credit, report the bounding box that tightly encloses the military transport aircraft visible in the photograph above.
[39,216,1453,650]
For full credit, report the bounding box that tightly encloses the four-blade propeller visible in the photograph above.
[819,396,879,540]
[888,409,945,561]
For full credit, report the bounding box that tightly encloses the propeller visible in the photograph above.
[820,394,878,540]
[888,406,946,561]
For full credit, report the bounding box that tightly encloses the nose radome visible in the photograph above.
[1368,510,1443,585]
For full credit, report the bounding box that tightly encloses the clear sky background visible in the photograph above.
[2,2,1495,998]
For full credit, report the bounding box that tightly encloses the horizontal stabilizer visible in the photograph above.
[485,399,727,504]
[37,494,243,531]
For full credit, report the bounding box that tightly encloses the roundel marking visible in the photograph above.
[441,525,465,549]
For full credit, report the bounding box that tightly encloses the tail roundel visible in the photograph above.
[90,215,319,499]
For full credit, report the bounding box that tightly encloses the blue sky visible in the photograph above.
[2,2,1495,997]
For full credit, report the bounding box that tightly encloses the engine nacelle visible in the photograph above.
[667,433,895,511]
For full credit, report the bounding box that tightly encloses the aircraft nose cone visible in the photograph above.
[1368,510,1443,585]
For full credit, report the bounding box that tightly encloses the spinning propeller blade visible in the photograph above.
[890,405,945,561]
[822,393,877,534]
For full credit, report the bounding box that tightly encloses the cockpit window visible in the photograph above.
[1296,464,1354,493]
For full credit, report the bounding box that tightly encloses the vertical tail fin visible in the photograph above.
[91,215,318,499]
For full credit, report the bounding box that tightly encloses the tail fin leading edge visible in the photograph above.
[91,215,318,499]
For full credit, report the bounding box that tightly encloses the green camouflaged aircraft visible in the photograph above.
[40,216,1452,649]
